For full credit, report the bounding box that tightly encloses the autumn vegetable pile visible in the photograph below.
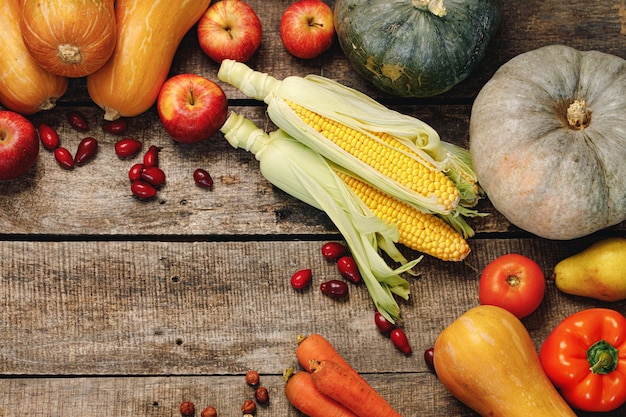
[2,0,626,415]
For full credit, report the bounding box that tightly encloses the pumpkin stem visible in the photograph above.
[57,44,83,65]
[412,0,447,17]
[566,99,591,129]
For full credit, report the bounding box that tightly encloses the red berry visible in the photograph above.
[290,269,312,290]
[68,111,89,132]
[143,145,159,167]
[320,280,348,299]
[390,328,412,356]
[374,311,395,334]
[131,180,157,199]
[321,242,348,260]
[337,256,361,284]
[424,347,436,374]
[54,147,74,170]
[141,166,166,186]
[128,163,144,181]
[102,119,127,134]
[38,123,59,150]
[193,168,214,189]
[74,137,98,166]
[115,138,142,158]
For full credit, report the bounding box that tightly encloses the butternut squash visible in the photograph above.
[0,0,68,115]
[86,0,212,121]
[433,305,577,417]
[20,0,117,78]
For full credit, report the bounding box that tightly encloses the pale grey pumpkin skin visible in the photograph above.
[333,0,501,97]
[469,45,626,240]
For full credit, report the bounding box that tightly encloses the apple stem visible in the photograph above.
[308,18,323,28]
[188,89,196,106]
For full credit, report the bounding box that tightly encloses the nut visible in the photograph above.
[180,401,195,416]
[245,370,260,386]
[241,399,256,414]
[200,406,217,417]
[255,386,269,405]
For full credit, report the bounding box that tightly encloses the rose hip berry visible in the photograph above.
[200,406,217,417]
[320,279,349,299]
[337,255,361,284]
[180,401,195,416]
[54,147,74,170]
[131,180,157,199]
[290,269,312,290]
[102,119,127,134]
[68,111,89,132]
[255,386,269,405]
[321,241,348,260]
[74,137,98,166]
[143,145,159,167]
[128,163,144,181]
[424,347,436,374]
[38,123,59,150]
[193,168,213,189]
[115,138,142,158]
[141,166,166,186]
[390,328,412,356]
[374,311,395,335]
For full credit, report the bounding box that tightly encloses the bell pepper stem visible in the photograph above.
[587,340,619,375]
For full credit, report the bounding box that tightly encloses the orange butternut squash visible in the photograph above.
[434,305,577,417]
[20,0,117,78]
[87,0,211,120]
[0,0,68,115]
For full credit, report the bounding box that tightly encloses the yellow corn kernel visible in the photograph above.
[337,171,470,262]
[286,100,460,212]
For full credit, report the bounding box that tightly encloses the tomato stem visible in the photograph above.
[587,340,619,375]
[506,274,520,287]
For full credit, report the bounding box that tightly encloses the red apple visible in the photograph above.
[157,74,228,144]
[0,110,39,181]
[197,0,262,63]
[280,0,335,59]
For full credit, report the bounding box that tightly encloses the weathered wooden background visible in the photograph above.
[1,1,625,416]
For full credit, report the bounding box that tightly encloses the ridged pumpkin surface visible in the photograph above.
[334,0,501,97]
[469,45,626,240]
[20,0,117,78]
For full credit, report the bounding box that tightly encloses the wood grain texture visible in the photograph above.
[2,1,626,416]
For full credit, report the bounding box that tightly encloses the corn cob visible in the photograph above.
[217,60,483,220]
[220,111,420,323]
[336,171,470,261]
[287,100,460,212]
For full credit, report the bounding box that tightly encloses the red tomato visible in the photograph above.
[478,253,546,319]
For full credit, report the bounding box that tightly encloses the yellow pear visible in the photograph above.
[552,237,626,302]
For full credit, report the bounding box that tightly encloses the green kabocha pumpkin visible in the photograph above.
[333,0,501,97]
[470,45,626,240]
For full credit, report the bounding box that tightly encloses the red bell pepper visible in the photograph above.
[539,308,626,412]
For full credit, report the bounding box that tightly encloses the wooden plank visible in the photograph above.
[1,104,623,236]
[1,238,623,375]
[0,374,473,417]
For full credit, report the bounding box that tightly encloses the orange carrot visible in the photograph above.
[295,333,357,373]
[284,371,360,417]
[309,359,403,417]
